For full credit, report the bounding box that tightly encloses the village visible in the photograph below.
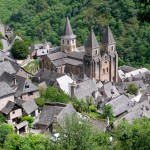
[0,18,150,142]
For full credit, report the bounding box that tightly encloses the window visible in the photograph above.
[72,39,74,44]
[28,92,33,96]
[12,111,15,114]
[67,40,69,45]
[95,50,98,55]
[107,67,109,72]
[62,40,64,44]
[103,69,105,74]
[111,46,113,50]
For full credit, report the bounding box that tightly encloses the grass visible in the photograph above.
[0,40,3,50]
[24,59,39,74]
[84,112,102,120]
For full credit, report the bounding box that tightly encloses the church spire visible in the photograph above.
[102,26,116,45]
[63,17,76,38]
[85,29,100,49]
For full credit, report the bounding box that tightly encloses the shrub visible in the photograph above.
[89,105,97,112]
[0,115,6,123]
[11,40,29,59]
[21,116,34,124]
[127,83,139,95]
[35,97,45,107]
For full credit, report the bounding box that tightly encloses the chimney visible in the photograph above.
[13,76,16,86]
[70,81,77,99]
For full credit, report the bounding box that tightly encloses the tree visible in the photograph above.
[113,118,150,150]
[41,87,70,103]
[102,104,114,121]
[0,124,13,148]
[11,40,29,59]
[127,83,139,95]
[57,114,110,150]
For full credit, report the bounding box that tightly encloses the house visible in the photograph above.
[114,100,150,125]
[53,75,73,95]
[0,72,39,101]
[14,121,29,134]
[37,103,75,132]
[99,82,120,99]
[0,82,15,110]
[70,78,99,101]
[106,94,133,118]
[32,70,65,87]
[0,101,22,124]
[21,100,39,117]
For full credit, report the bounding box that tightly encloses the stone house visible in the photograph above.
[1,101,22,124]
[0,82,15,111]
[37,103,75,132]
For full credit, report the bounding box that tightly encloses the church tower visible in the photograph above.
[102,26,118,82]
[61,17,76,53]
[83,29,101,80]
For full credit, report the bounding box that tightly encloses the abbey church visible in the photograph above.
[40,17,118,82]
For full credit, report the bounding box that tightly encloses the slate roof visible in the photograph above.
[106,94,133,117]
[0,82,14,98]
[115,100,150,125]
[22,100,38,115]
[85,29,100,49]
[62,17,76,39]
[74,79,98,100]
[37,103,74,128]
[102,26,116,45]
[119,65,137,73]
[15,121,28,129]
[64,58,83,67]
[1,101,15,114]
[52,59,66,67]
[1,73,39,98]
[67,51,84,61]
[0,61,16,76]
[100,82,120,98]
[33,70,65,86]
[74,73,89,82]
[47,52,67,61]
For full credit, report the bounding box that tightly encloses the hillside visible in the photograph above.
[1,0,150,68]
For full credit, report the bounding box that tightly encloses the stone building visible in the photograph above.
[40,18,118,82]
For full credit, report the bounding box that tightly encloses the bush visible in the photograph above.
[89,105,97,112]
[0,115,6,123]
[11,40,29,59]
[21,116,34,124]
[35,97,45,107]
[127,83,139,95]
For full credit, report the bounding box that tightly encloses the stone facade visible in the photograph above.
[0,94,14,110]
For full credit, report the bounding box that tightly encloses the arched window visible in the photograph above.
[107,67,109,72]
[67,40,69,45]
[103,69,105,74]
[111,46,113,50]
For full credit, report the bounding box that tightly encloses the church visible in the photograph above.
[40,17,118,82]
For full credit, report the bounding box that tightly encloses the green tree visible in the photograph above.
[102,104,114,121]
[58,114,110,150]
[41,86,70,103]
[113,118,150,150]
[0,124,13,148]
[11,40,29,59]
[127,83,139,95]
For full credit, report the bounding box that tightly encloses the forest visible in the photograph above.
[0,0,150,68]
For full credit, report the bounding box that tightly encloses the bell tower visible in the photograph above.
[61,17,76,53]
[83,29,101,80]
[102,26,118,82]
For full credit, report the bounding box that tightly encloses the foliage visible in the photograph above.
[11,40,29,59]
[102,104,114,121]
[0,40,3,50]
[21,116,34,124]
[0,115,6,123]
[0,0,148,68]
[4,133,51,150]
[57,114,110,150]
[24,59,39,74]
[113,118,150,150]
[35,97,45,107]
[41,86,70,103]
[127,83,139,95]
[0,123,13,148]
[89,105,97,112]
